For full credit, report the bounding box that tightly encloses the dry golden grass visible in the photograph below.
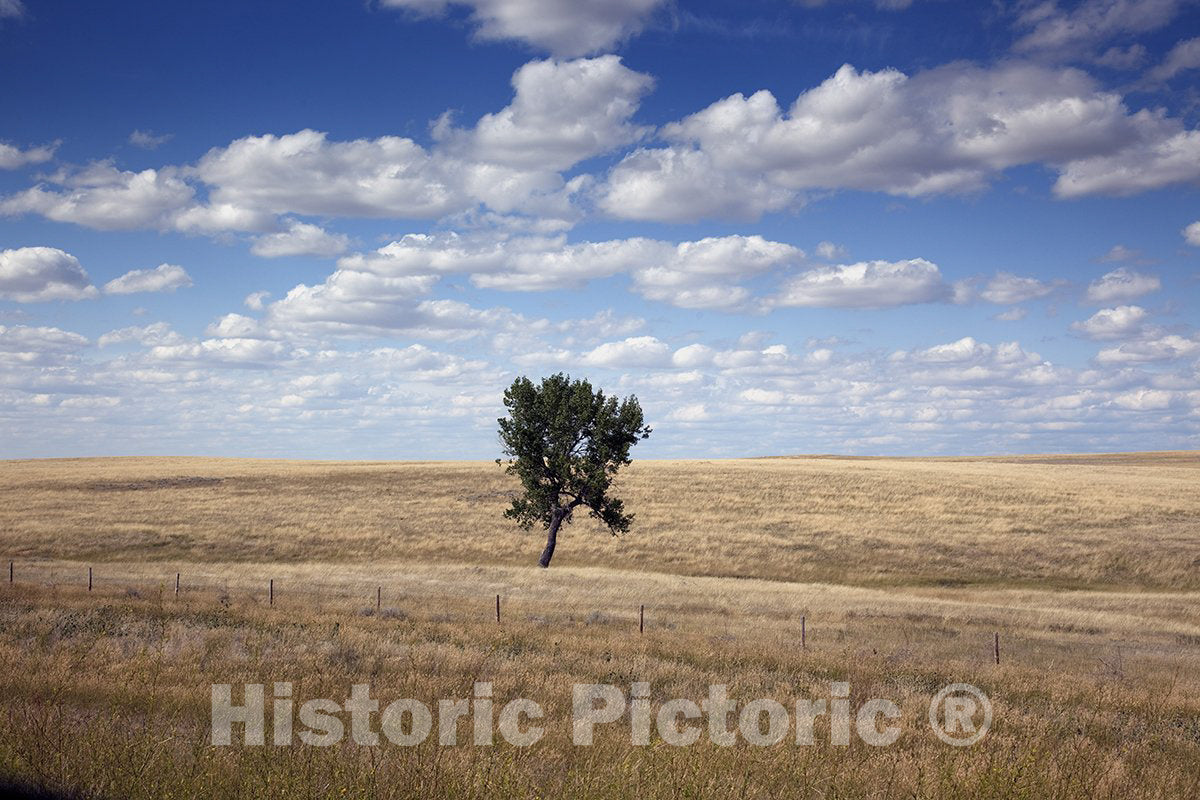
[2,453,1198,589]
[0,454,1197,798]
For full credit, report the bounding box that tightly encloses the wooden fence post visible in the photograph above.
[269,579,274,606]
[495,594,501,624]
[802,615,806,650]
[377,586,382,612]
[639,604,644,634]
[175,573,180,596]
[994,632,1000,665]
[88,566,93,592]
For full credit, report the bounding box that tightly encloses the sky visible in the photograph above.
[1,0,1199,459]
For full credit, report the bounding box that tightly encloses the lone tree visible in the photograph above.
[497,373,651,568]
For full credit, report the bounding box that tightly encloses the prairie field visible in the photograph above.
[0,454,1198,798]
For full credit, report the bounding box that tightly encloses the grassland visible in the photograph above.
[0,454,1197,798]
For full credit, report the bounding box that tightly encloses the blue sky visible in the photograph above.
[1,0,1198,458]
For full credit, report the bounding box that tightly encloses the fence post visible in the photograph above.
[8,561,11,584]
[88,566,93,592]
[175,572,180,597]
[802,615,806,650]
[496,594,501,624]
[640,604,644,634]
[270,579,274,606]
[994,632,1000,665]
[377,586,381,612]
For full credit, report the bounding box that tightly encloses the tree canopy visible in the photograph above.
[497,373,651,567]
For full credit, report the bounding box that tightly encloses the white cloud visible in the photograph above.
[339,232,800,309]
[0,163,195,230]
[244,291,270,311]
[629,235,801,310]
[667,403,709,422]
[0,140,56,169]
[194,58,643,226]
[1053,123,1200,197]
[1096,334,1200,363]
[128,130,173,150]
[1013,0,1186,57]
[0,0,26,19]
[599,60,1200,219]
[194,129,460,220]
[250,220,350,258]
[1111,388,1175,410]
[979,272,1057,304]
[0,247,98,302]
[581,335,672,368]
[597,145,795,222]
[380,0,666,57]
[0,324,89,367]
[205,313,270,339]
[172,202,277,234]
[1184,221,1200,246]
[98,322,182,348]
[147,337,291,367]
[1085,267,1161,304]
[773,258,950,308]
[439,55,653,171]
[1071,305,1148,340]
[103,263,193,295]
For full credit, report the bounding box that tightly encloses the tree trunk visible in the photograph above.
[539,508,566,568]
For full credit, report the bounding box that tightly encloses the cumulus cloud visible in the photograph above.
[0,247,98,302]
[379,0,666,57]
[146,337,291,368]
[193,130,460,220]
[598,145,795,221]
[0,324,89,367]
[629,235,801,310]
[250,220,351,258]
[103,263,193,295]
[1071,305,1148,340]
[438,55,653,171]
[598,60,1200,220]
[1097,334,1200,363]
[339,232,800,309]
[1085,267,1161,304]
[1053,124,1200,197]
[185,57,646,228]
[97,322,183,348]
[773,258,950,308]
[1184,221,1200,246]
[582,335,672,368]
[0,163,195,230]
[0,140,56,169]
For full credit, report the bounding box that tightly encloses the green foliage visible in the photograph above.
[497,373,651,535]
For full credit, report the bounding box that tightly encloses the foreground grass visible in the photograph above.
[1,560,1198,799]
[0,455,1197,798]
